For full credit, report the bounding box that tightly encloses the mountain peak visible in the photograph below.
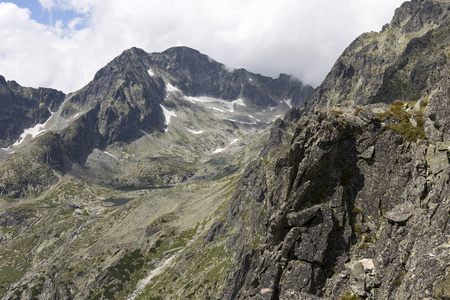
[162,46,202,56]
[311,0,450,108]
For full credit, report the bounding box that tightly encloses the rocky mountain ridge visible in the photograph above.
[311,0,450,109]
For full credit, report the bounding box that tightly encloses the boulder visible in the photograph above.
[385,202,415,224]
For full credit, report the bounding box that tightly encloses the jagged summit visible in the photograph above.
[311,0,450,109]
[83,45,313,109]
[151,46,313,107]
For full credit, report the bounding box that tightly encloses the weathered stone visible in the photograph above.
[436,142,450,151]
[349,277,366,297]
[345,260,366,280]
[385,202,415,224]
[286,206,320,227]
[293,208,334,263]
[427,144,449,174]
[359,145,375,159]
[279,261,314,294]
[281,227,301,258]
[280,290,322,300]
[358,258,375,272]
[358,108,378,123]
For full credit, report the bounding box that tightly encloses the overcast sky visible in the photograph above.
[0,0,405,93]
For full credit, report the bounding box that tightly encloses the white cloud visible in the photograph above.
[38,0,55,10]
[0,0,405,93]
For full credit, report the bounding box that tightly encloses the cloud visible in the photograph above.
[38,0,55,10]
[0,0,405,93]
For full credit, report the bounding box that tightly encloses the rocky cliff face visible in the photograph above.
[217,105,449,299]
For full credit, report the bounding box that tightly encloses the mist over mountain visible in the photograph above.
[0,1,449,299]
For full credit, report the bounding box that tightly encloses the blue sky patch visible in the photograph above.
[7,0,86,29]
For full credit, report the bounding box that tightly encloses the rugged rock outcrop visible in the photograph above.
[0,133,64,198]
[219,104,449,299]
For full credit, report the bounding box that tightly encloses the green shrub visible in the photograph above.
[377,101,426,142]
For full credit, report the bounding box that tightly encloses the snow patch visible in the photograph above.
[186,128,204,135]
[70,112,81,120]
[213,148,226,154]
[249,78,253,82]
[13,111,53,147]
[238,121,257,125]
[161,105,177,131]
[0,147,14,154]
[284,98,293,108]
[212,107,225,113]
[148,68,155,77]
[186,96,246,113]
[166,83,180,93]
[231,139,239,144]
[248,115,261,122]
